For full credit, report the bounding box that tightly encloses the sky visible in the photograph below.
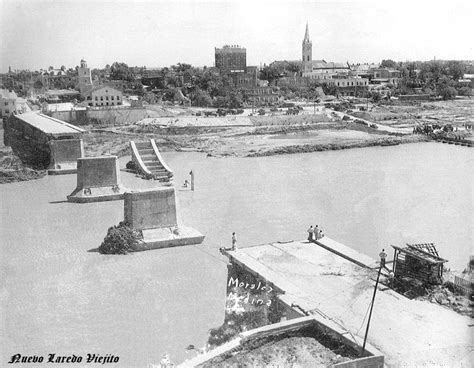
[1,0,472,72]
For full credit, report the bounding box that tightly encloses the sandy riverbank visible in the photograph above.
[83,116,429,159]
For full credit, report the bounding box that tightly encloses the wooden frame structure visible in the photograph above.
[391,243,448,285]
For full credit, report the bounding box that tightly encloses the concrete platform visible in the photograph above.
[67,185,126,203]
[67,156,126,202]
[223,239,473,367]
[48,163,77,175]
[134,226,205,251]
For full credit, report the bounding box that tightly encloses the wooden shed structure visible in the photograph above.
[391,243,448,285]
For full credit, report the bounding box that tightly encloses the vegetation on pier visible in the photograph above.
[98,222,142,255]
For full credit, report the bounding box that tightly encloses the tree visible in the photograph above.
[458,86,471,97]
[213,96,227,108]
[228,90,243,108]
[438,85,457,100]
[34,80,43,90]
[173,63,192,73]
[191,88,213,107]
[445,60,465,81]
[321,83,338,96]
[380,59,398,69]
[286,62,301,74]
[259,65,281,85]
[110,62,135,81]
[371,91,382,103]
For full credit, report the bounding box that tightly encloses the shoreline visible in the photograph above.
[245,135,428,157]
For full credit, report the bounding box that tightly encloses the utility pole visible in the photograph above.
[361,264,382,357]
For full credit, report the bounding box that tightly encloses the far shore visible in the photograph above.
[1,99,472,183]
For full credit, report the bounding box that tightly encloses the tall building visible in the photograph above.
[215,45,247,73]
[301,23,351,79]
[302,23,312,69]
[77,59,93,93]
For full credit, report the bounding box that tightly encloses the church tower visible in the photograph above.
[302,23,312,73]
[77,59,92,93]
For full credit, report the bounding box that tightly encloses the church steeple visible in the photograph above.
[302,22,312,70]
[303,22,310,43]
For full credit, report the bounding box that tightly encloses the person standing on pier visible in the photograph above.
[379,249,387,268]
[232,232,237,250]
[307,226,314,242]
[313,225,320,241]
[189,170,195,191]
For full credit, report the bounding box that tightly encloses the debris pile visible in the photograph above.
[0,147,46,184]
[417,285,473,317]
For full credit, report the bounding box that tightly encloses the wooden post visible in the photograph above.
[361,265,382,357]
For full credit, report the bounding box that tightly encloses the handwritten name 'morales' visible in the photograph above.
[228,276,273,293]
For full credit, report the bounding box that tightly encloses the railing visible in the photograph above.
[130,140,152,176]
[150,139,173,177]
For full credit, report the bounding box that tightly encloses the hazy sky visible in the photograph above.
[1,0,472,72]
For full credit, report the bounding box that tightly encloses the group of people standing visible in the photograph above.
[307,225,324,242]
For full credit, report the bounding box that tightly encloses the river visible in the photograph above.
[0,142,472,366]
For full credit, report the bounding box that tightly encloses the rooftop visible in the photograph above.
[0,89,18,100]
[44,89,81,97]
[392,243,448,265]
[14,112,85,136]
[310,60,349,69]
[83,84,122,94]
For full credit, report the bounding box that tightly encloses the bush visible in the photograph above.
[99,222,142,254]
[458,87,472,97]
[438,86,457,100]
[207,309,267,348]
[125,160,138,171]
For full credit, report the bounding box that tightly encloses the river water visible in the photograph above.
[0,142,472,366]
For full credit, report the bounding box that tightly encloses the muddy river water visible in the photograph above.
[1,142,472,366]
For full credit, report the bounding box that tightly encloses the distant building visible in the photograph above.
[459,74,474,88]
[77,59,93,93]
[214,44,257,88]
[301,23,351,79]
[0,89,27,118]
[326,77,369,96]
[351,63,380,78]
[371,68,400,86]
[234,66,258,87]
[83,85,123,107]
[275,29,369,96]
[43,89,81,103]
[215,45,247,73]
[38,68,75,90]
[246,87,279,105]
